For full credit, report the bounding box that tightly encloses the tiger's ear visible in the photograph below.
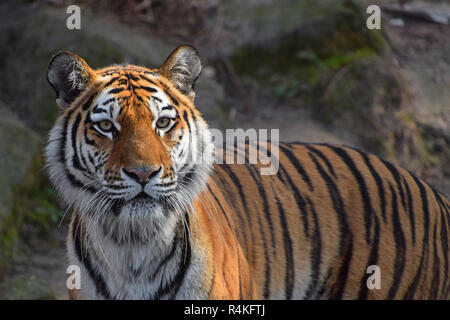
[160,45,202,101]
[47,51,94,112]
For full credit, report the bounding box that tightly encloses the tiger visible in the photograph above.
[45,45,450,300]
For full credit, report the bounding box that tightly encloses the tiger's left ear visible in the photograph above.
[160,45,202,101]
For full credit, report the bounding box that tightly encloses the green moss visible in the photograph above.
[418,124,448,167]
[0,274,55,300]
[398,110,415,126]
[0,147,63,278]
[230,0,386,100]
[417,139,439,167]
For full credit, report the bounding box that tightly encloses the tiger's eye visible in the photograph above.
[156,117,171,129]
[98,120,113,131]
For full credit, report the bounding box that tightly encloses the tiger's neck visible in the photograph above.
[68,179,256,299]
[67,188,250,300]
[69,204,197,299]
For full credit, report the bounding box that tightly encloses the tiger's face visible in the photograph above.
[46,46,214,222]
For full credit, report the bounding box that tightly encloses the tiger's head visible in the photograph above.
[45,46,214,224]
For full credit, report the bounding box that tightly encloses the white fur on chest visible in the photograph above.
[67,211,208,300]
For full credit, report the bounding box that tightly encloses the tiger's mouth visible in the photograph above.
[110,190,176,215]
[132,191,154,201]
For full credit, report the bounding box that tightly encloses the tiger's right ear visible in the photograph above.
[47,51,94,112]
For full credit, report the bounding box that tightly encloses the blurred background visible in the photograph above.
[0,0,448,299]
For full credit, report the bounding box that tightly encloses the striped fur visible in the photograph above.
[45,46,450,300]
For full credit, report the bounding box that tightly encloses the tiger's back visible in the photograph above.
[205,142,450,299]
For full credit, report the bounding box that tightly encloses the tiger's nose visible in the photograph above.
[123,166,161,184]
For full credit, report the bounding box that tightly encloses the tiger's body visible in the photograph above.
[45,46,450,300]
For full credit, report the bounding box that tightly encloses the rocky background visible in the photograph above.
[0,0,448,299]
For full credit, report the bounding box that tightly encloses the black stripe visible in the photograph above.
[61,111,94,191]
[206,184,233,231]
[357,213,380,299]
[272,186,294,300]
[358,151,387,222]
[161,105,174,111]
[279,161,309,238]
[387,184,406,299]
[212,169,249,254]
[72,215,113,299]
[102,98,116,106]
[69,114,94,180]
[309,152,352,299]
[127,73,140,82]
[429,223,441,299]
[164,89,179,106]
[402,176,416,245]
[306,145,336,177]
[79,137,92,174]
[403,175,430,299]
[138,74,158,86]
[221,164,254,250]
[246,166,273,299]
[303,197,322,300]
[154,218,191,299]
[221,164,255,226]
[100,68,122,76]
[149,229,179,282]
[102,76,120,89]
[436,194,449,297]
[135,94,145,104]
[247,166,276,251]
[274,165,287,185]
[328,146,374,245]
[82,94,97,111]
[167,221,191,299]
[138,85,158,93]
[92,104,107,114]
[403,240,428,299]
[108,87,125,94]
[183,110,191,134]
[380,158,407,210]
[71,113,85,171]
[317,268,333,298]
[60,109,73,164]
[279,145,314,191]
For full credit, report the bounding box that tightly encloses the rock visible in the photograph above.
[0,3,172,137]
[0,2,225,135]
[217,0,386,55]
[0,274,54,300]
[0,102,42,277]
[195,71,226,129]
[227,0,387,101]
